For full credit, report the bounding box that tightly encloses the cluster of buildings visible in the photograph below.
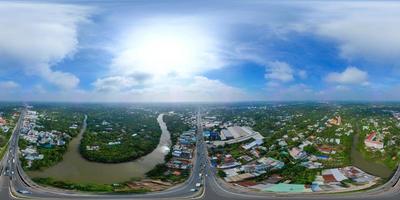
[312,166,378,192]
[19,109,71,167]
[203,109,385,193]
[166,129,196,170]
[218,154,285,183]
[247,166,377,193]
[21,110,69,147]
[286,144,325,170]
[21,146,44,167]
[0,116,10,133]
[209,128,285,183]
[391,111,400,121]
[361,117,392,151]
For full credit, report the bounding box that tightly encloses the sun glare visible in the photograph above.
[135,34,195,75]
[113,22,220,78]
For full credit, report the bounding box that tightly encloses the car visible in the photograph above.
[190,188,197,192]
[17,190,31,194]
[195,183,201,187]
[11,171,15,175]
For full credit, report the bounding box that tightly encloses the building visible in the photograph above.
[289,147,307,160]
[0,117,6,126]
[220,129,234,140]
[258,157,285,170]
[242,139,264,150]
[327,116,342,126]
[364,131,384,149]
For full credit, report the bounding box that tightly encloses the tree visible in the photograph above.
[217,169,226,178]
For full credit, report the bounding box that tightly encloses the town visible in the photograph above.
[201,103,400,193]
[18,106,82,170]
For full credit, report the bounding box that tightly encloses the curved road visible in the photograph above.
[1,109,400,200]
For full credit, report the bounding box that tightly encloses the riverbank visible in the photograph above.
[351,128,392,178]
[28,114,172,184]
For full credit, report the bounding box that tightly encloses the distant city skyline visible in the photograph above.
[1,0,400,102]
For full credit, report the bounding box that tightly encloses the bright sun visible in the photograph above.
[135,34,196,75]
[113,22,221,78]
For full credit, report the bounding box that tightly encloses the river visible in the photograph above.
[28,114,171,184]
[351,129,393,179]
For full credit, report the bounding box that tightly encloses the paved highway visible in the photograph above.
[1,108,400,200]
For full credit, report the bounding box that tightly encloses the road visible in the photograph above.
[1,108,400,200]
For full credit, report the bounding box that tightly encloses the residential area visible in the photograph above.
[0,104,20,158]
[202,104,391,193]
[18,106,83,170]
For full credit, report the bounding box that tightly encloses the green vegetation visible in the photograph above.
[146,164,189,183]
[163,113,191,145]
[280,164,318,184]
[217,169,226,178]
[0,103,19,160]
[206,102,400,185]
[80,107,161,163]
[33,177,150,193]
[146,112,193,183]
[19,104,84,170]
[30,146,67,170]
[34,106,83,138]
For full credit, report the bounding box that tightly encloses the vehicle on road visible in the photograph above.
[196,183,202,187]
[190,188,197,192]
[17,190,31,194]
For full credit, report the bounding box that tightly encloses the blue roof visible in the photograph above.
[316,155,329,159]
[203,131,211,137]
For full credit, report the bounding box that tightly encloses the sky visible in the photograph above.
[1,0,400,102]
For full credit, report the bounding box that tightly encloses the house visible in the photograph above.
[301,161,323,169]
[242,139,264,150]
[327,116,342,126]
[258,157,285,170]
[318,146,336,154]
[289,147,307,160]
[364,131,384,149]
[278,140,287,147]
[108,141,121,145]
[321,168,348,185]
[224,173,255,183]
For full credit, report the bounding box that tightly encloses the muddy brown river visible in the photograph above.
[28,114,171,184]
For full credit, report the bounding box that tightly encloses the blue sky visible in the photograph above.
[1,0,400,102]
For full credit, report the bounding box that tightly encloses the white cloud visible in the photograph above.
[93,75,148,92]
[319,4,400,61]
[325,67,368,85]
[89,76,248,102]
[110,17,225,82]
[265,61,294,82]
[0,2,91,89]
[290,2,400,62]
[0,81,19,89]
